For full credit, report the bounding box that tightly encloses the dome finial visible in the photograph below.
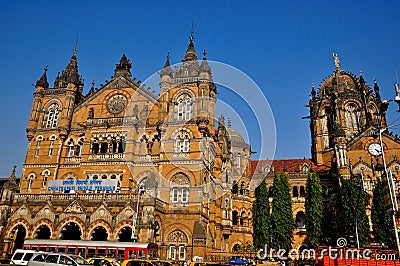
[332,51,340,70]
[227,116,232,128]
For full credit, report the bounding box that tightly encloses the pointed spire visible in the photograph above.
[200,48,211,74]
[54,48,83,88]
[311,83,316,100]
[114,54,132,79]
[182,34,198,62]
[36,65,49,89]
[4,165,18,191]
[359,71,365,84]
[164,52,171,68]
[11,165,16,177]
[88,80,95,95]
[160,52,172,77]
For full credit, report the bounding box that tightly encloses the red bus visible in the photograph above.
[23,239,158,261]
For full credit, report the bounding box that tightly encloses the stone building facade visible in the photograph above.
[0,39,400,260]
[0,36,253,260]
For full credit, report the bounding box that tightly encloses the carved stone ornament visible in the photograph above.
[107,94,128,114]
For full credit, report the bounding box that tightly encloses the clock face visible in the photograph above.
[106,94,128,114]
[368,143,382,156]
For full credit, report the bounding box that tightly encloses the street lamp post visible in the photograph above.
[132,184,146,241]
[378,127,400,255]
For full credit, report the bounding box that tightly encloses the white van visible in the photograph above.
[11,249,38,265]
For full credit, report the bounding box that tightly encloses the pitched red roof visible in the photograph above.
[249,158,330,175]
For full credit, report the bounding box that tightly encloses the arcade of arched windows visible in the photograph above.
[90,133,126,155]
[231,209,251,227]
[231,181,249,196]
[139,135,160,156]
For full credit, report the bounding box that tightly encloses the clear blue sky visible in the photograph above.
[1,0,400,177]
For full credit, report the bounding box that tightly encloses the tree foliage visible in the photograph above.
[305,171,323,248]
[371,178,396,249]
[322,176,370,246]
[270,173,295,251]
[252,179,271,249]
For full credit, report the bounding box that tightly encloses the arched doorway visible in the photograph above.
[11,224,26,253]
[232,243,241,253]
[34,224,51,239]
[60,222,82,240]
[91,226,108,241]
[117,226,132,242]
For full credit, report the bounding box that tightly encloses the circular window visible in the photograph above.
[106,94,128,114]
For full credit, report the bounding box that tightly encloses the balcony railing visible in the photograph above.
[64,157,82,163]
[88,153,125,160]
[87,116,139,127]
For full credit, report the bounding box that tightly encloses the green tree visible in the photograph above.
[305,171,323,248]
[371,178,396,249]
[252,179,271,250]
[270,173,296,251]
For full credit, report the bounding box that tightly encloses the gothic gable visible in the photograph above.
[35,203,56,220]
[115,204,135,226]
[89,202,113,224]
[11,204,33,221]
[63,199,84,214]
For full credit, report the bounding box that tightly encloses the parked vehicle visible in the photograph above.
[27,253,89,266]
[86,258,116,266]
[11,249,38,266]
[121,260,157,266]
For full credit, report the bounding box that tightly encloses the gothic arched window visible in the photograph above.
[27,173,36,191]
[368,104,380,125]
[175,131,190,153]
[67,139,75,157]
[76,138,84,157]
[345,102,362,135]
[45,103,61,128]
[176,94,192,121]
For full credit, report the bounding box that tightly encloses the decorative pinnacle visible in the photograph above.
[12,165,16,175]
[203,49,207,60]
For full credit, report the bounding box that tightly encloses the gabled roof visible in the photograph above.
[250,158,330,176]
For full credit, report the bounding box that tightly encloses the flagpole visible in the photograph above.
[379,128,400,256]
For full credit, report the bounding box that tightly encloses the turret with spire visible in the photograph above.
[35,66,49,89]
[199,49,212,81]
[179,33,199,78]
[54,48,84,89]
